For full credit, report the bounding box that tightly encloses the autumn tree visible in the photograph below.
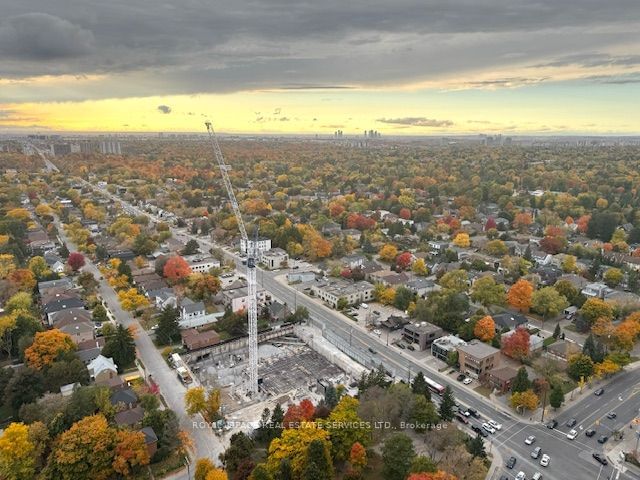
[47,415,116,480]
[28,256,51,279]
[195,458,216,480]
[501,327,530,360]
[117,288,150,311]
[112,429,150,476]
[324,396,369,461]
[603,268,624,288]
[470,276,505,308]
[379,244,398,263]
[408,472,458,480]
[562,255,577,273]
[484,239,508,257]
[25,329,75,370]
[7,269,36,293]
[67,252,85,272]
[266,423,331,478]
[513,212,533,232]
[613,319,640,351]
[510,389,539,411]
[163,256,192,282]
[184,387,221,422]
[507,279,534,312]
[438,269,468,293]
[594,358,621,379]
[187,273,222,300]
[473,316,495,342]
[567,354,594,381]
[349,442,367,472]
[412,258,429,276]
[0,422,35,480]
[580,298,613,325]
[452,233,470,248]
[531,287,568,321]
[0,254,17,279]
[396,251,413,270]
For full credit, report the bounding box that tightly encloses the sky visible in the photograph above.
[0,0,639,135]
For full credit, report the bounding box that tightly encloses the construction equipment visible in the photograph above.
[205,121,259,396]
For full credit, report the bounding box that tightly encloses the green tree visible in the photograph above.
[580,298,613,325]
[102,324,136,372]
[394,286,415,311]
[554,280,579,305]
[549,385,564,409]
[382,432,415,480]
[220,432,255,478]
[410,456,438,474]
[410,395,439,432]
[604,268,624,288]
[411,371,431,400]
[567,354,595,381]
[324,396,369,461]
[511,367,531,393]
[155,305,181,345]
[438,385,456,421]
[302,439,333,480]
[553,323,561,339]
[324,385,339,409]
[92,304,108,323]
[466,433,487,458]
[438,269,469,293]
[183,239,200,255]
[5,367,45,413]
[470,276,506,308]
[532,287,569,321]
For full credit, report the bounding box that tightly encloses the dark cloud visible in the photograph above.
[377,117,454,127]
[157,105,172,114]
[0,13,94,60]
[1,1,638,102]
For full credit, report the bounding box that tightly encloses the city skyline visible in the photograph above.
[1,0,639,134]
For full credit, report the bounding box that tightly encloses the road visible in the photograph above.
[81,179,640,480]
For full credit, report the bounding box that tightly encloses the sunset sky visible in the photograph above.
[1,0,639,135]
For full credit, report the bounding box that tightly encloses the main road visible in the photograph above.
[82,179,640,480]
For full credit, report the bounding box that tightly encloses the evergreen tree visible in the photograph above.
[438,385,456,421]
[269,403,284,441]
[324,385,338,409]
[549,385,564,409]
[582,334,597,362]
[553,323,561,339]
[155,305,181,345]
[277,458,292,480]
[59,243,70,259]
[511,367,531,393]
[303,440,333,480]
[523,245,532,261]
[411,371,431,400]
[466,433,487,458]
[102,324,136,372]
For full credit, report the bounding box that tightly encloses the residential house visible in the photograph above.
[405,278,440,298]
[110,388,138,409]
[179,297,220,328]
[457,340,501,380]
[140,427,158,458]
[581,282,611,299]
[431,335,467,362]
[492,312,528,332]
[546,339,580,361]
[146,287,178,310]
[402,322,444,351]
[58,320,95,345]
[428,240,449,253]
[222,286,269,313]
[487,365,520,393]
[262,248,289,270]
[115,406,145,427]
[342,254,366,270]
[367,270,409,287]
[181,328,221,351]
[88,355,118,384]
[558,274,589,290]
[321,222,342,236]
[43,297,85,324]
[76,338,105,364]
[44,252,66,273]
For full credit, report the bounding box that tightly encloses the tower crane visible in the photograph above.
[205,121,259,396]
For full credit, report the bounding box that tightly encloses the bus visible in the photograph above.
[425,377,446,395]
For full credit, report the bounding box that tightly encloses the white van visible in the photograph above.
[361,303,369,309]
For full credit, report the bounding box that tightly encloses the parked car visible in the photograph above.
[567,429,578,440]
[592,453,608,466]
[488,420,502,430]
[506,457,517,469]
[594,388,604,396]
[525,435,536,445]
[397,343,406,349]
[531,447,542,459]
[540,454,550,467]
[566,418,577,427]
[471,425,488,437]
[407,345,415,351]
[515,472,526,480]
[546,420,558,429]
[455,413,469,424]
[463,377,473,385]
[598,435,609,444]
[585,429,597,437]
[532,472,542,480]
[457,374,466,381]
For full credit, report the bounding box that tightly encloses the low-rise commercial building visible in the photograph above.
[457,340,501,380]
[431,335,467,362]
[402,322,443,350]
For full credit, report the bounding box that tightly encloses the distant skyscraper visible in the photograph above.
[100,139,122,155]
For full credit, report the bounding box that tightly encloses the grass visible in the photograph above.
[564,324,578,332]
[543,336,557,347]
[149,451,189,478]
[474,385,493,398]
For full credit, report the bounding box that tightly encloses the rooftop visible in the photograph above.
[458,339,500,359]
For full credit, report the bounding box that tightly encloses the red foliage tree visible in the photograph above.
[399,208,411,220]
[485,217,497,231]
[396,252,413,270]
[163,256,192,282]
[299,399,315,420]
[340,268,352,279]
[539,236,566,254]
[501,327,531,360]
[346,213,376,231]
[67,252,85,271]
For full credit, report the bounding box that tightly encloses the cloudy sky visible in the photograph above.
[1,0,639,134]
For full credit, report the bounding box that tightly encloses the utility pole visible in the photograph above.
[541,387,548,423]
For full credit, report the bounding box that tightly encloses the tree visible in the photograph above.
[349,442,367,472]
[532,287,568,321]
[513,212,533,232]
[324,385,339,409]
[473,316,495,342]
[28,256,50,279]
[5,291,33,313]
[4,368,44,413]
[0,254,17,279]
[452,233,470,248]
[48,414,116,480]
[604,268,624,288]
[510,389,539,411]
[163,256,192,282]
[411,456,438,474]
[382,432,415,480]
[324,396,369,461]
[562,255,577,273]
[396,251,413,270]
[567,354,595,381]
[220,432,255,478]
[591,316,614,338]
[183,239,200,255]
[412,258,429,276]
[553,323,561,339]
[484,239,508,257]
[0,422,35,480]
[195,458,216,480]
[187,273,222,301]
[205,468,229,480]
[24,329,75,370]
[67,252,85,272]
[184,387,221,422]
[93,304,108,323]
[303,439,333,480]
[156,305,181,345]
[102,324,136,371]
[411,395,439,432]
[45,358,90,392]
[580,298,613,325]
[549,384,564,409]
[411,372,430,400]
[7,269,36,292]
[511,367,531,393]
[112,429,150,476]
[438,269,468,293]
[594,359,621,379]
[117,288,149,311]
[394,286,415,311]
[553,280,578,305]
[470,277,505,308]
[501,327,530,360]
[439,386,456,421]
[466,433,486,459]
[266,423,330,478]
[378,244,398,263]
[507,279,534,312]
[408,472,458,480]
[613,319,640,351]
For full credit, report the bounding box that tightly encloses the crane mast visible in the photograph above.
[205,121,258,395]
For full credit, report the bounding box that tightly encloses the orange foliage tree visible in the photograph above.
[25,329,75,370]
[349,442,367,471]
[474,316,496,342]
[501,327,531,360]
[163,256,192,282]
[112,430,150,476]
[408,472,458,480]
[507,279,534,312]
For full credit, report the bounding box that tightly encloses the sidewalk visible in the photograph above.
[606,424,640,479]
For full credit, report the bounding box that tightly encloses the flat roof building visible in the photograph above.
[457,340,501,380]
[402,322,443,351]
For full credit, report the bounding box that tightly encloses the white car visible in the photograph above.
[566,429,578,440]
[463,377,473,385]
[532,473,542,480]
[482,423,496,434]
[540,454,550,467]
[524,435,536,445]
[515,472,526,480]
[488,420,502,430]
